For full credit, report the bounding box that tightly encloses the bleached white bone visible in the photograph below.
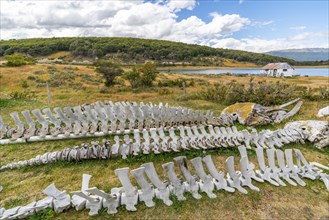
[21,110,37,139]
[319,174,329,191]
[64,107,83,135]
[0,116,8,139]
[239,156,260,191]
[43,108,62,136]
[103,105,117,132]
[83,106,99,134]
[284,149,306,186]
[32,109,50,137]
[42,183,71,213]
[162,162,186,201]
[150,128,161,154]
[85,187,120,214]
[72,106,90,134]
[111,136,120,157]
[265,149,286,186]
[294,149,321,179]
[0,206,21,219]
[214,127,229,147]
[226,156,248,194]
[114,168,138,211]
[131,167,155,207]
[53,107,72,135]
[255,148,279,186]
[71,191,102,216]
[132,130,141,156]
[202,155,234,192]
[141,162,173,206]
[276,149,297,186]
[310,162,329,170]
[120,135,131,159]
[10,201,37,219]
[9,112,25,140]
[71,174,91,211]
[238,145,264,182]
[226,127,240,146]
[168,128,180,152]
[174,156,201,199]
[190,157,216,198]
[141,130,151,154]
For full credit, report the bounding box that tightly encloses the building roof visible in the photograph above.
[262,63,294,70]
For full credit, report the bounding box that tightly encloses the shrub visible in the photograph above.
[125,67,141,88]
[27,75,36,81]
[140,62,158,87]
[4,53,35,66]
[20,80,29,88]
[10,91,36,100]
[34,70,45,75]
[198,77,327,105]
[95,60,123,87]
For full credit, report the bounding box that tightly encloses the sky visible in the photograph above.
[0,0,328,52]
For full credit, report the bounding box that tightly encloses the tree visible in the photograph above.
[95,60,123,87]
[4,53,35,66]
[125,67,141,88]
[140,62,158,87]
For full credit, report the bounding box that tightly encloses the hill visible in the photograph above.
[266,48,329,61]
[0,37,296,66]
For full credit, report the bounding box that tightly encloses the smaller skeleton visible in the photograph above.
[219,98,303,126]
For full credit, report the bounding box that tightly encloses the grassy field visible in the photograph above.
[0,64,328,219]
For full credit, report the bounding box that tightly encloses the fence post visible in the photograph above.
[46,82,51,104]
[183,81,186,97]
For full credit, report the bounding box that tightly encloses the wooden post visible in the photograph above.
[183,81,186,96]
[46,82,51,104]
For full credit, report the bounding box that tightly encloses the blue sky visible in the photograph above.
[179,0,328,39]
[1,0,328,52]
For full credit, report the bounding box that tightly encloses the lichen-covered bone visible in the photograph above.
[220,98,303,126]
[284,120,329,149]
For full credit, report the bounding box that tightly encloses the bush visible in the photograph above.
[95,60,123,87]
[140,62,158,87]
[124,67,141,88]
[198,77,328,105]
[20,80,29,88]
[125,62,158,88]
[27,75,37,81]
[34,70,45,75]
[10,91,36,100]
[4,53,36,66]
[158,88,173,95]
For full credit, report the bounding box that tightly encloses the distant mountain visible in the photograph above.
[266,48,329,61]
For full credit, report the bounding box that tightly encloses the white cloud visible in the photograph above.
[0,0,248,43]
[211,31,329,52]
[290,26,306,30]
[0,0,327,53]
[287,31,328,41]
[166,0,196,12]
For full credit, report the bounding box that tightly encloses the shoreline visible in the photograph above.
[158,65,329,70]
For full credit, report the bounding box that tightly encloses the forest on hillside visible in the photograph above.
[0,37,298,66]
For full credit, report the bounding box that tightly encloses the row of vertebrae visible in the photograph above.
[0,125,308,171]
[0,101,219,141]
[1,146,328,219]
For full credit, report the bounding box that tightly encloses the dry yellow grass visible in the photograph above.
[0,64,328,219]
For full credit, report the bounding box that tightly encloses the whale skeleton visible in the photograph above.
[0,147,328,219]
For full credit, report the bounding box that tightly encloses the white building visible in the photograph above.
[261,63,294,77]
